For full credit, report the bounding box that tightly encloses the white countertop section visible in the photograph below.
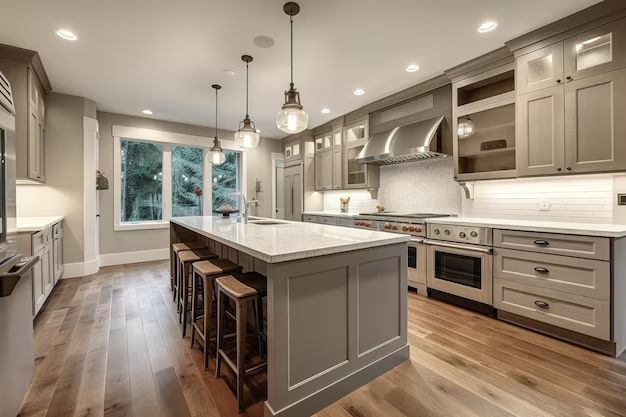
[17,216,64,233]
[428,217,626,238]
[171,216,409,263]
[303,211,359,218]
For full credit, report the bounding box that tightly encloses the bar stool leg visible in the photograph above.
[215,289,225,378]
[191,270,198,348]
[170,247,174,290]
[181,263,191,336]
[236,299,248,413]
[253,298,264,358]
[203,275,212,371]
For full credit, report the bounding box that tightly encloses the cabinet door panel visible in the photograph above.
[564,18,626,81]
[332,149,342,189]
[28,110,40,180]
[321,152,333,190]
[516,86,565,176]
[343,144,367,188]
[314,153,323,191]
[32,258,44,316]
[517,43,564,94]
[565,68,626,173]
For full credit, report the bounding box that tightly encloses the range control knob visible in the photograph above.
[392,225,398,230]
[459,232,466,239]
[444,229,450,235]
[402,226,409,231]
[384,223,391,229]
[415,226,422,233]
[470,231,478,238]
[434,229,440,235]
[408,226,415,232]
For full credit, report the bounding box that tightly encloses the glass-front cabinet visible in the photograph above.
[342,118,378,189]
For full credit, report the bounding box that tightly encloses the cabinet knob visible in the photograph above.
[566,76,572,81]
[534,266,550,273]
[557,168,562,172]
[567,167,572,171]
[534,300,550,309]
[556,79,562,83]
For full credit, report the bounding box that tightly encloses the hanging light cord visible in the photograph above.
[290,15,294,86]
[214,88,218,138]
[245,61,249,118]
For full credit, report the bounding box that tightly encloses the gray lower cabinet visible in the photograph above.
[17,220,63,317]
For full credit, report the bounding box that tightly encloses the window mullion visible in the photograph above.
[163,144,172,220]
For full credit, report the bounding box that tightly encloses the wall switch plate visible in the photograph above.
[539,201,551,211]
[618,194,626,206]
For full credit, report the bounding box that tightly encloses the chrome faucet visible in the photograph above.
[232,193,259,223]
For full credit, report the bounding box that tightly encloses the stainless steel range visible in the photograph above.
[424,222,494,311]
[353,213,453,293]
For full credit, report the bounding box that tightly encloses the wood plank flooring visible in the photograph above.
[19,260,626,417]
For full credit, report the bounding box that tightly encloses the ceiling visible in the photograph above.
[1,0,602,139]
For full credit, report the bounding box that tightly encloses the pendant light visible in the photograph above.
[276,2,309,134]
[234,55,260,148]
[457,116,475,139]
[209,84,226,165]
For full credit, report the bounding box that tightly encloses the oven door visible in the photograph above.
[425,240,493,305]
[407,239,427,291]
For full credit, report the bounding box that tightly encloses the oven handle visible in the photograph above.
[423,239,493,254]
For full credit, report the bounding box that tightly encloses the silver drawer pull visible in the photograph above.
[534,266,550,273]
[534,300,550,309]
[533,240,550,246]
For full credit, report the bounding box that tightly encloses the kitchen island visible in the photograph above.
[170,216,409,417]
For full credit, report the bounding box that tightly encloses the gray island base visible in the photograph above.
[170,216,409,417]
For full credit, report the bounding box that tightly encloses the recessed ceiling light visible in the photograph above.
[321,108,331,114]
[56,29,78,41]
[406,64,420,73]
[142,109,153,115]
[223,69,236,76]
[253,35,275,48]
[353,89,365,96]
[477,21,498,33]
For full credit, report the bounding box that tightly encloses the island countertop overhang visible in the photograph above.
[170,216,409,263]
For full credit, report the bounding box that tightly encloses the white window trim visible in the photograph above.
[113,125,247,231]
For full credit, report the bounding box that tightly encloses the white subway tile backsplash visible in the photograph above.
[462,175,614,224]
[322,190,379,213]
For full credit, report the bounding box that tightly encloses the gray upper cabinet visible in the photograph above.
[517,43,564,95]
[516,17,626,177]
[314,131,332,191]
[332,127,342,189]
[516,85,565,176]
[0,46,51,183]
[343,118,379,189]
[564,68,626,173]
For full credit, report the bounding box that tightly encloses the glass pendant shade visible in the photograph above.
[277,106,308,134]
[457,117,475,139]
[234,119,260,148]
[209,137,226,165]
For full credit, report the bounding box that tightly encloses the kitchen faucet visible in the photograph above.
[232,193,259,223]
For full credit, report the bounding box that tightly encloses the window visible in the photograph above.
[120,140,163,222]
[212,150,241,212]
[172,145,204,216]
[113,127,246,231]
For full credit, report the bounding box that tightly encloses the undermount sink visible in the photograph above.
[248,220,289,225]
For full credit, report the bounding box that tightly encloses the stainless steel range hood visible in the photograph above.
[355,115,448,165]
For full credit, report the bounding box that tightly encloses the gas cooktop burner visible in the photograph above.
[358,212,453,219]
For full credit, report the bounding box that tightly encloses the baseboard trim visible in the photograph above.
[98,248,169,267]
[62,259,99,279]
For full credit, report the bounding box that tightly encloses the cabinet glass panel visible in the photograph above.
[527,54,555,84]
[284,145,292,158]
[346,145,366,185]
[575,33,613,72]
[292,143,301,157]
[333,130,342,147]
[315,138,323,151]
[345,124,366,143]
[323,135,332,149]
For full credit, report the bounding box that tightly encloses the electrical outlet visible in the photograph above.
[539,201,551,211]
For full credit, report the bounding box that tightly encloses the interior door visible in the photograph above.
[516,85,565,176]
[564,68,626,173]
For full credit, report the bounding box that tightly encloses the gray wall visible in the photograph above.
[97,111,282,256]
[17,93,96,263]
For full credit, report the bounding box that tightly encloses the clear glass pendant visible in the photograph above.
[235,118,260,148]
[209,137,226,165]
[277,84,308,134]
[457,117,475,139]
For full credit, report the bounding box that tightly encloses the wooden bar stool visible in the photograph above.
[171,242,205,294]
[177,248,218,336]
[215,272,267,412]
[190,258,243,370]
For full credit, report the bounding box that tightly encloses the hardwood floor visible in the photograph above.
[20,260,626,417]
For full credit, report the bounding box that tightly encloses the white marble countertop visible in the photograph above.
[170,216,409,263]
[17,216,64,233]
[427,216,626,238]
[303,211,360,218]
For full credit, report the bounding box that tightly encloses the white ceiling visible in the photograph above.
[2,0,601,139]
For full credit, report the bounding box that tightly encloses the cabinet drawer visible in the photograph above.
[336,218,354,227]
[494,278,610,340]
[302,215,318,223]
[494,229,610,260]
[494,248,610,299]
[317,216,337,225]
[53,222,63,238]
[32,231,44,253]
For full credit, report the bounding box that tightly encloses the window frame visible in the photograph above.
[112,125,247,231]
